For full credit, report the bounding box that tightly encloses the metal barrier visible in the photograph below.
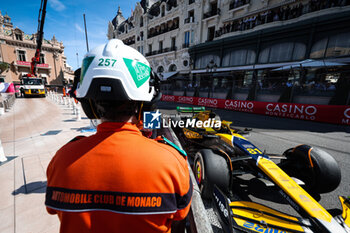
[0,93,16,114]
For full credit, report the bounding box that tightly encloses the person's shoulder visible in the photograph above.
[143,136,188,163]
[55,134,91,156]
[154,136,187,158]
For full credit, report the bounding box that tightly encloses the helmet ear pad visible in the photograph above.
[79,98,100,119]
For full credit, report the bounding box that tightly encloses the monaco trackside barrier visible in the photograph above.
[0,139,7,163]
[161,95,350,125]
[0,93,16,114]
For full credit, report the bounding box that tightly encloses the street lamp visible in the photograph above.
[206,59,217,73]
[158,71,166,94]
[206,59,217,98]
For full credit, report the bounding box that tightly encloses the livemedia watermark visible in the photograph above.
[143,110,221,129]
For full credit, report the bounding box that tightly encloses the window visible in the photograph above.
[141,46,144,55]
[159,41,163,52]
[310,38,328,59]
[157,66,164,74]
[259,42,305,63]
[231,50,248,66]
[258,47,270,63]
[140,16,143,27]
[148,44,152,53]
[15,34,22,41]
[292,43,306,60]
[137,46,141,53]
[184,31,190,48]
[140,31,144,41]
[208,26,215,41]
[190,30,194,44]
[325,32,350,57]
[17,50,26,61]
[39,53,45,64]
[171,37,176,50]
[188,10,194,22]
[210,1,218,15]
[161,5,165,17]
[189,0,195,4]
[195,54,220,69]
[169,64,177,72]
[269,43,294,63]
[23,78,42,85]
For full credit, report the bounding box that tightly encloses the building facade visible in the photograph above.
[0,11,72,85]
[109,0,350,105]
[188,0,350,105]
[108,0,199,80]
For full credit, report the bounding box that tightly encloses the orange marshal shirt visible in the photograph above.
[45,122,192,233]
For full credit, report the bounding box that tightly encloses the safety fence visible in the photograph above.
[161,95,350,125]
[0,93,16,116]
[47,91,82,121]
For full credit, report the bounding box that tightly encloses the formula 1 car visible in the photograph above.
[171,107,349,233]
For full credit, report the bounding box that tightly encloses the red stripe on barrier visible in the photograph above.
[161,95,350,125]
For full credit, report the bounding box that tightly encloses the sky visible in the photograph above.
[1,0,139,70]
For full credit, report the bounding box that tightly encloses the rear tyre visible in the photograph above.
[193,149,230,199]
[281,145,341,194]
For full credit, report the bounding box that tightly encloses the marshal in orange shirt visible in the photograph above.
[45,122,192,233]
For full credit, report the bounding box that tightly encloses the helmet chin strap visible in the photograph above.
[137,102,144,122]
[89,98,100,119]
[150,70,162,103]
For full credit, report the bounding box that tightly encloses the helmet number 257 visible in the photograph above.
[98,58,117,67]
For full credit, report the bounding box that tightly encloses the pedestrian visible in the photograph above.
[45,39,192,233]
[20,86,24,97]
[68,68,81,98]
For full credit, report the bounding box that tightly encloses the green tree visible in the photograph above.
[0,62,10,74]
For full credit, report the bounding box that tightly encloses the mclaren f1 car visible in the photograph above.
[171,107,349,233]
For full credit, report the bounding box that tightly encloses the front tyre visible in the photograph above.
[281,145,341,194]
[193,149,230,199]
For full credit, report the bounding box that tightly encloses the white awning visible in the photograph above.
[254,61,297,69]
[272,59,347,71]
[190,60,335,74]
[161,71,178,80]
[191,65,254,73]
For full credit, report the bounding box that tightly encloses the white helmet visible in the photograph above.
[76,39,156,102]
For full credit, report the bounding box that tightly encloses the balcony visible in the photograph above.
[216,0,350,39]
[229,0,250,10]
[123,37,135,46]
[145,46,177,57]
[166,0,178,11]
[184,17,194,24]
[203,9,220,19]
[147,24,179,39]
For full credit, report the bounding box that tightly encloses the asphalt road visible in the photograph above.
[157,101,350,231]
